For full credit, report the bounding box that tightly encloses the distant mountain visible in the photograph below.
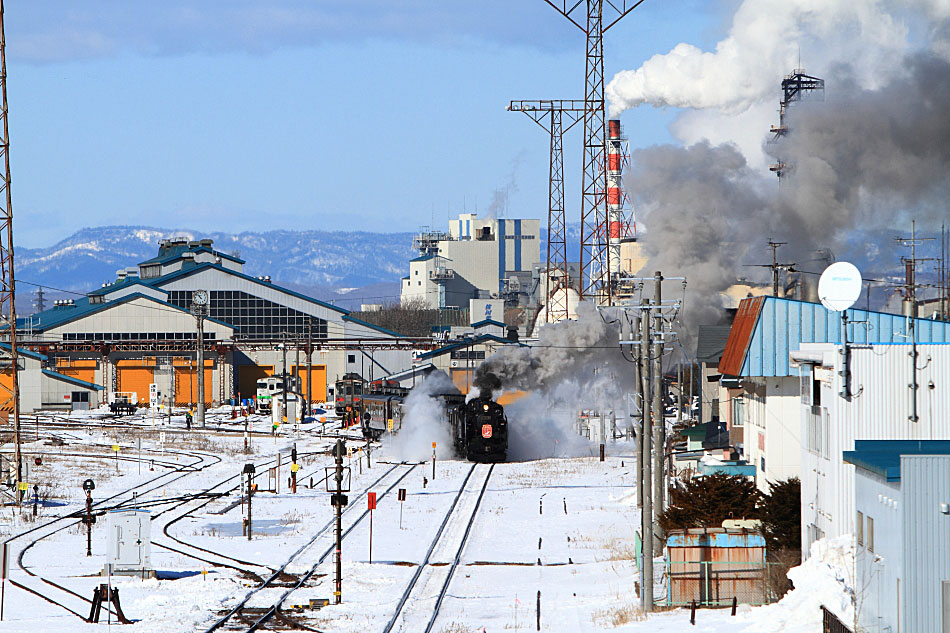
[14,223,581,314]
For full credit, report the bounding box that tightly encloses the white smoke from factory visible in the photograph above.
[386,371,456,461]
[606,1,909,115]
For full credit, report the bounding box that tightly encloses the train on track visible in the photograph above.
[341,374,508,461]
[449,395,508,462]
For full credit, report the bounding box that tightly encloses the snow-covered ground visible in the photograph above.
[0,407,855,632]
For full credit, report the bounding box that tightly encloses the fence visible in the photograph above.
[821,605,853,633]
[657,560,786,607]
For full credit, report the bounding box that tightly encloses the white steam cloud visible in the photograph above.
[386,371,457,461]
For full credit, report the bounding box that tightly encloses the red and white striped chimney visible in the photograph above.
[607,119,624,276]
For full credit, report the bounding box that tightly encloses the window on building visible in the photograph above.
[807,405,822,455]
[867,516,874,553]
[167,290,327,340]
[732,397,744,427]
[760,456,766,472]
[857,511,864,546]
[347,354,356,364]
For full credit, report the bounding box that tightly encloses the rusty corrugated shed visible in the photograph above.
[718,297,765,376]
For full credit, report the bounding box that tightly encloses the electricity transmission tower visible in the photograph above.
[508,99,585,323]
[543,0,646,304]
[0,0,22,502]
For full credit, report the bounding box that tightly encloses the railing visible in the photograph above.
[820,606,853,633]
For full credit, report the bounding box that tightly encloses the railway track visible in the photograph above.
[5,445,220,621]
[205,461,418,632]
[383,463,494,633]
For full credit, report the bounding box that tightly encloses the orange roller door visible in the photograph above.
[173,360,213,406]
[56,359,97,385]
[116,360,154,405]
[292,365,327,403]
[0,369,14,412]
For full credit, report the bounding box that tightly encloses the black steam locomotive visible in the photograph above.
[450,396,508,462]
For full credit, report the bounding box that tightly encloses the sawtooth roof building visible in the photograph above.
[11,238,411,411]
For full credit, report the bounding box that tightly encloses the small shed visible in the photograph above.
[665,527,766,606]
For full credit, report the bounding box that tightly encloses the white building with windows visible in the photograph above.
[400,213,540,309]
[793,342,950,560]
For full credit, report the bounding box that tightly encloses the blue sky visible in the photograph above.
[6,1,721,247]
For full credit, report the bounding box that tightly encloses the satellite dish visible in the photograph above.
[818,262,862,312]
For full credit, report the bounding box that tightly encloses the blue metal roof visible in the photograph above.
[88,277,147,296]
[471,319,506,329]
[727,296,950,377]
[41,369,105,391]
[18,293,237,333]
[139,245,244,266]
[0,342,47,361]
[410,254,436,263]
[415,334,520,360]
[697,461,757,477]
[843,440,950,482]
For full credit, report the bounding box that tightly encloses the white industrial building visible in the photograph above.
[400,213,540,310]
[791,342,950,560]
[842,440,950,632]
[12,238,410,411]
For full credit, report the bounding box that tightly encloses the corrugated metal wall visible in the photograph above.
[803,344,950,556]
[901,455,950,632]
[735,297,950,377]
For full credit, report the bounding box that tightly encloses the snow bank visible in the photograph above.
[738,535,855,633]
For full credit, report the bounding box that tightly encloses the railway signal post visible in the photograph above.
[432,441,437,480]
[82,479,95,556]
[328,439,350,604]
[243,463,255,541]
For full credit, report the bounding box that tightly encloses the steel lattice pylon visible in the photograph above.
[508,100,584,323]
[0,0,22,500]
[544,0,645,305]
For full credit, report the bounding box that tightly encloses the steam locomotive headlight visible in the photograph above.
[483,404,490,411]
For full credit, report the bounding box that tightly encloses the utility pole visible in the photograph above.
[0,1,22,505]
[306,318,313,414]
[639,298,653,612]
[190,290,208,428]
[652,272,665,520]
[33,286,44,313]
[281,333,288,425]
[768,240,788,296]
[332,439,345,604]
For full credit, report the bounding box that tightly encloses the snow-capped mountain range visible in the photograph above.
[16,224,579,313]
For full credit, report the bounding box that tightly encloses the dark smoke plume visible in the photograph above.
[626,54,950,335]
[474,302,632,399]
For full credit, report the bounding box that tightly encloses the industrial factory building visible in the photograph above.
[12,238,408,410]
[400,213,541,310]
